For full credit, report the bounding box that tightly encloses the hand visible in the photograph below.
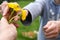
[0,1,19,19]
[0,17,17,40]
[43,21,60,39]
[0,1,28,21]
[0,1,21,27]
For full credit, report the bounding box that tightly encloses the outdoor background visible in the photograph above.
[0,0,40,40]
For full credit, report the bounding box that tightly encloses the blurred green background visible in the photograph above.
[0,0,40,40]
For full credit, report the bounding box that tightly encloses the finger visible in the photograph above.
[9,24,17,32]
[1,1,8,10]
[44,29,58,36]
[14,15,20,21]
[0,17,9,31]
[1,1,8,6]
[46,34,58,39]
[3,6,9,16]
[13,22,19,28]
[9,24,17,37]
[1,1,8,15]
[43,21,52,31]
[45,24,55,33]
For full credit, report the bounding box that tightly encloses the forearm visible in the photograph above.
[21,0,46,25]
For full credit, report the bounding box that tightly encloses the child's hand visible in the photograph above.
[43,21,60,39]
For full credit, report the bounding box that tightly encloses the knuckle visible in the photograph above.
[47,21,52,24]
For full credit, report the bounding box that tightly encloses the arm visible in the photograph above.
[0,0,46,26]
[21,0,46,25]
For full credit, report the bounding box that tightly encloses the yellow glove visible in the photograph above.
[8,2,27,23]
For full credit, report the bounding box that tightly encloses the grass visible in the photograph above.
[0,1,40,40]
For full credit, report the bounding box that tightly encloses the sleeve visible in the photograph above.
[21,0,46,26]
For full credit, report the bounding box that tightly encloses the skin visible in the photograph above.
[55,0,60,4]
[43,0,60,39]
[43,21,60,38]
[0,17,17,40]
[0,1,17,40]
[0,0,60,39]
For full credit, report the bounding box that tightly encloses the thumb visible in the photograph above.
[43,21,52,30]
[0,17,9,31]
[0,17,9,27]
